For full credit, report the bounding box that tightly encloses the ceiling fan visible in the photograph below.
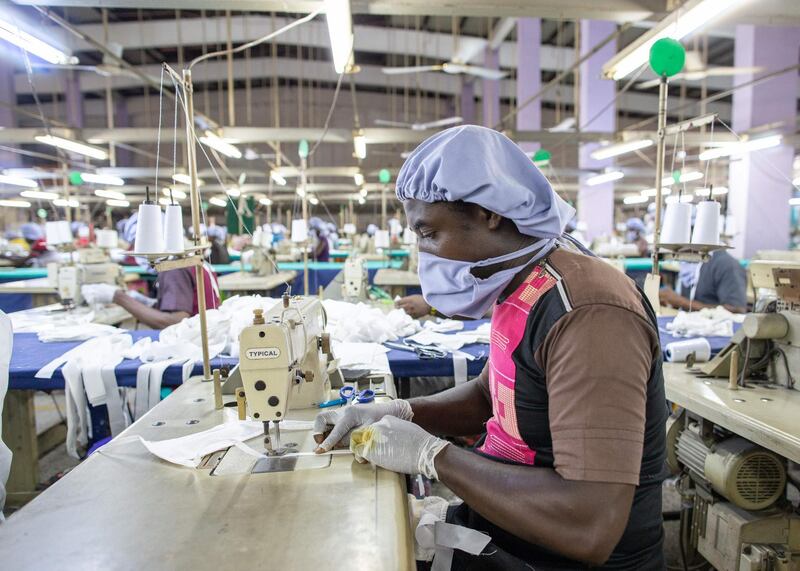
[636,50,763,89]
[373,116,464,131]
[381,34,507,80]
[29,42,140,79]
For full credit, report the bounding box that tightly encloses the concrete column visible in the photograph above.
[0,57,20,168]
[728,25,800,258]
[114,97,134,167]
[516,18,541,155]
[482,47,501,128]
[577,20,617,241]
[460,80,476,124]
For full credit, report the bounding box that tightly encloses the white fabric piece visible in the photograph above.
[332,342,391,374]
[10,306,99,336]
[666,307,745,338]
[453,355,468,385]
[0,311,12,519]
[414,501,492,570]
[423,319,464,333]
[135,421,268,468]
[324,299,421,344]
[38,323,120,343]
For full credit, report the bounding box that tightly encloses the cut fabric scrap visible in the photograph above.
[323,299,421,343]
[332,341,391,374]
[423,319,464,333]
[666,307,745,338]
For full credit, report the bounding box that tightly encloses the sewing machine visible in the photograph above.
[665,258,800,571]
[342,255,369,301]
[241,243,278,276]
[51,248,124,307]
[223,294,338,462]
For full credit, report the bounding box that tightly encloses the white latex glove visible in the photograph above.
[313,399,413,452]
[350,416,450,480]
[127,290,157,307]
[81,283,118,306]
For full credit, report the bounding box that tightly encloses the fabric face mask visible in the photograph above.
[418,238,554,319]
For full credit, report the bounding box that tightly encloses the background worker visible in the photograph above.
[315,126,668,569]
[659,250,748,313]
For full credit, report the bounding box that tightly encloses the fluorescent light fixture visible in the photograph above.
[172,173,204,186]
[35,135,108,160]
[662,171,703,186]
[698,135,782,161]
[358,197,366,205]
[695,186,728,197]
[54,198,80,207]
[0,199,31,208]
[270,171,287,186]
[106,199,130,207]
[590,139,654,161]
[353,172,365,186]
[0,174,38,188]
[199,130,242,159]
[0,18,77,65]
[81,173,124,186]
[666,195,695,204]
[158,197,175,206]
[324,0,354,74]
[586,170,624,186]
[259,198,273,206]
[209,197,228,207]
[790,197,800,206]
[94,189,126,200]
[359,187,368,198]
[602,0,748,80]
[623,195,648,205]
[163,187,187,200]
[641,187,672,197]
[308,196,319,205]
[20,190,59,200]
[226,188,241,198]
[297,188,306,198]
[353,131,367,159]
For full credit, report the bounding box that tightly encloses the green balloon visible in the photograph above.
[672,170,681,184]
[532,149,552,163]
[201,201,209,210]
[68,171,84,186]
[649,38,685,78]
[298,139,310,159]
[37,208,47,219]
[378,168,391,184]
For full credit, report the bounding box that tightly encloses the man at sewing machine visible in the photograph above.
[315,126,668,569]
[659,251,747,313]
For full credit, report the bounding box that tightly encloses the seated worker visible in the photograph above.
[309,218,330,262]
[659,251,747,313]
[83,218,221,329]
[314,126,668,569]
[626,217,650,257]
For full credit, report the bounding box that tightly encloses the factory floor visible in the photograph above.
[4,394,687,568]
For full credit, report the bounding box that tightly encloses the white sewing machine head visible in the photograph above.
[236,295,333,423]
[54,248,123,307]
[342,256,368,301]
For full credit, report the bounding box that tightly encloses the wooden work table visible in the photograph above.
[216,270,297,293]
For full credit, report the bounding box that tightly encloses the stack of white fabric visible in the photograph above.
[323,299,421,343]
[666,306,745,338]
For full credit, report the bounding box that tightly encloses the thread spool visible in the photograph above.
[374,230,391,249]
[692,201,721,245]
[343,223,356,235]
[96,229,118,249]
[291,219,308,243]
[163,204,185,253]
[665,338,711,363]
[135,187,165,253]
[661,202,692,244]
[46,221,65,245]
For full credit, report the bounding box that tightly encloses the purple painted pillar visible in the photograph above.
[516,18,541,154]
[728,25,800,258]
[64,71,83,128]
[482,48,500,128]
[460,80,476,124]
[114,97,134,166]
[577,20,617,242]
[0,57,20,168]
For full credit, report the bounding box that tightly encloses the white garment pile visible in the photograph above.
[332,341,391,374]
[423,319,464,333]
[666,307,745,338]
[10,306,118,341]
[406,323,491,352]
[323,299,421,343]
[36,334,134,458]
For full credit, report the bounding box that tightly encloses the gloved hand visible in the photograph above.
[127,290,157,307]
[350,416,450,480]
[313,399,413,452]
[81,283,119,306]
